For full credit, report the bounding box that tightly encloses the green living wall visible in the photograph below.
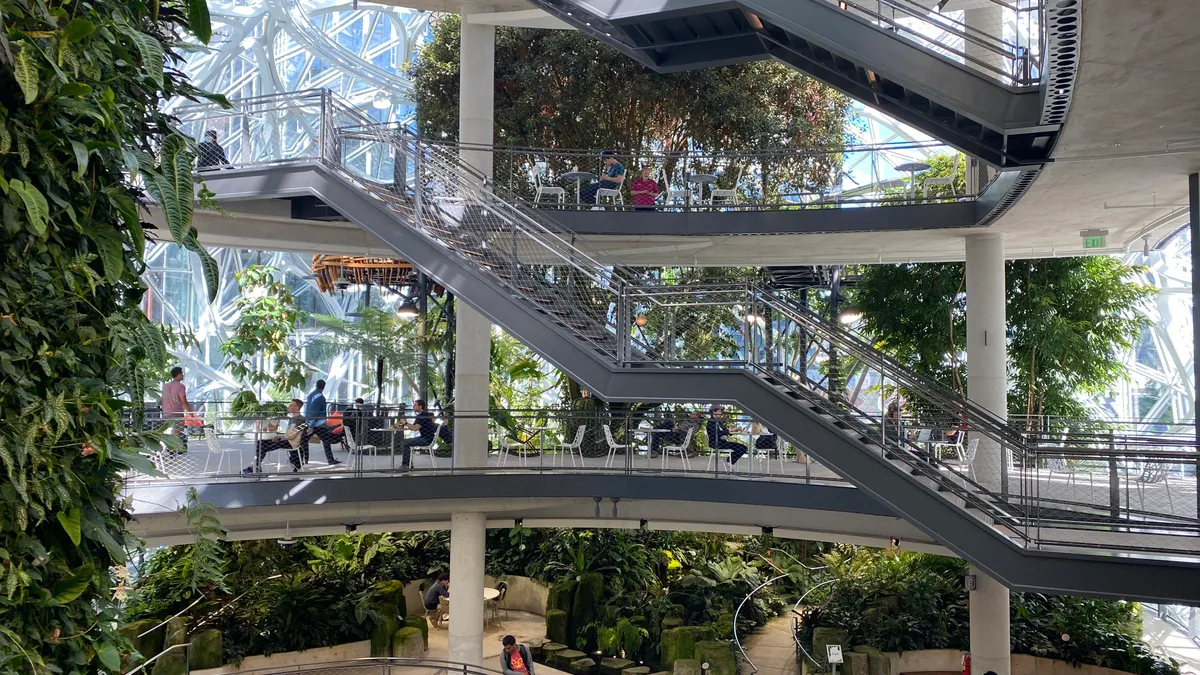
[0,0,219,672]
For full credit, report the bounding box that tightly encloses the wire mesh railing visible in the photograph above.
[126,409,842,483]
[814,0,1043,88]
[172,90,1199,560]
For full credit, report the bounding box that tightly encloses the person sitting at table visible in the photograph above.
[630,165,660,211]
[579,151,625,206]
[424,572,450,611]
[707,405,747,470]
[242,399,305,473]
[342,397,372,449]
[650,411,702,458]
[751,421,778,451]
[398,399,438,468]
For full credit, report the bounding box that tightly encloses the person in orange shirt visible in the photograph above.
[501,636,535,675]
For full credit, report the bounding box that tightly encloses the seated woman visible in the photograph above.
[579,151,625,205]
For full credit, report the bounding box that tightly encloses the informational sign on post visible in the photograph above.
[827,645,844,665]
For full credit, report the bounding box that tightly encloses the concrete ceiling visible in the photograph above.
[188,1,1200,265]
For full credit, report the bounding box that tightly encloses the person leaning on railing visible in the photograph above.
[243,399,306,473]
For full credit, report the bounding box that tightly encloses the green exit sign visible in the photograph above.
[1083,235,1107,249]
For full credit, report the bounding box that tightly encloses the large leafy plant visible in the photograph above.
[219,264,309,394]
[0,0,220,672]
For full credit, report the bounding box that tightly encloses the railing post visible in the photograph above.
[318,90,327,163]
[240,111,251,164]
[1108,429,1120,520]
[413,144,424,225]
[617,284,630,365]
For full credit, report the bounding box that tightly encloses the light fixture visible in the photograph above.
[396,298,419,319]
[634,314,648,327]
[744,312,765,327]
[372,92,390,110]
[839,311,862,324]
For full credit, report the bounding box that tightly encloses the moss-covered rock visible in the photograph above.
[673,658,701,675]
[661,626,716,670]
[866,652,891,675]
[571,573,604,648]
[661,617,684,632]
[542,638,568,662]
[403,615,429,650]
[623,667,651,675]
[547,609,571,646]
[371,613,402,657]
[553,649,589,671]
[548,579,578,614]
[374,579,409,617]
[527,637,547,661]
[119,619,164,662]
[694,641,735,675]
[392,626,425,658]
[846,651,869,675]
[600,657,634,675]
[163,616,188,648]
[151,649,187,675]
[570,657,598,675]
[187,629,223,670]
[812,628,849,671]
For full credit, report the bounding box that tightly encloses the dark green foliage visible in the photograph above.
[572,572,605,649]
[796,549,1176,675]
[410,16,849,204]
[852,257,1154,420]
[119,619,164,662]
[0,0,220,672]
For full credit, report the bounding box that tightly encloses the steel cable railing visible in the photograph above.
[174,90,1199,558]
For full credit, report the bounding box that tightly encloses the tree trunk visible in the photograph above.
[376,356,385,413]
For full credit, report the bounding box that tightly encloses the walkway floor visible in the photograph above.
[741,616,800,675]
[425,610,568,675]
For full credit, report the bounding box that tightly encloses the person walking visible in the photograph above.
[161,366,192,450]
[197,129,230,169]
[706,405,747,470]
[501,635,536,675]
[302,379,342,466]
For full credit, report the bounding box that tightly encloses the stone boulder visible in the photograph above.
[403,615,429,650]
[526,637,547,661]
[151,650,187,675]
[547,609,571,646]
[119,619,164,662]
[570,658,598,675]
[371,612,402,657]
[673,658,701,675]
[163,616,188,648]
[188,629,223,670]
[392,627,425,658]
[600,657,634,675]
[693,641,735,675]
[811,628,849,670]
[542,642,569,665]
[548,579,578,614]
[660,617,684,632]
[553,649,589,671]
[660,626,718,670]
[845,651,869,675]
[623,667,651,675]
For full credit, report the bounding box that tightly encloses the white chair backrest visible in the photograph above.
[204,427,220,451]
[1047,456,1068,472]
[344,426,359,449]
[603,424,619,447]
[915,428,932,443]
[420,423,442,447]
[671,427,695,449]
[571,425,586,446]
[965,438,979,461]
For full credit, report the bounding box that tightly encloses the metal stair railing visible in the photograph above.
[181,90,1197,556]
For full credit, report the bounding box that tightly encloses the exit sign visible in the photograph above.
[1083,235,1107,249]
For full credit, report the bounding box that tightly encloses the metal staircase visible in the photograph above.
[525,0,1077,170]
[191,92,1198,603]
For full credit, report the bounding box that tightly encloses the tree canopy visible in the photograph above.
[409,16,851,200]
[852,257,1154,421]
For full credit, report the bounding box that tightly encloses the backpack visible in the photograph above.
[285,423,309,449]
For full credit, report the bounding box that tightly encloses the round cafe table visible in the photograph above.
[484,587,501,601]
[561,171,597,207]
[894,161,931,199]
[686,173,719,207]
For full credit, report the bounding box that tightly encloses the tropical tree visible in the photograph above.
[851,257,1154,420]
[219,264,309,396]
[409,15,851,202]
[0,0,221,672]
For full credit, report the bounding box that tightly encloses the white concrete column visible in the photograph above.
[458,13,494,179]
[964,7,1006,80]
[453,9,494,469]
[969,566,1010,675]
[965,232,1007,489]
[449,512,487,667]
[454,301,490,468]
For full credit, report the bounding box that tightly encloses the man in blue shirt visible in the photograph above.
[301,379,342,466]
[580,151,625,205]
